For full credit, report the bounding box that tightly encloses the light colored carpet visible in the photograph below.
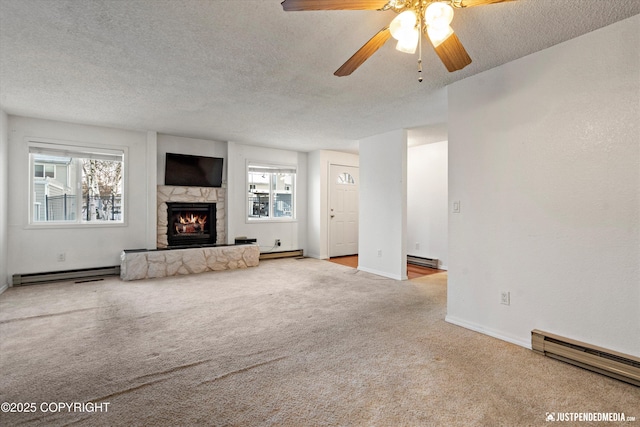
[0,258,638,426]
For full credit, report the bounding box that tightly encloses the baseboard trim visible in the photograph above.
[0,283,8,295]
[357,265,406,281]
[445,315,531,349]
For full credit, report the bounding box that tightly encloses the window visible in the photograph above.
[29,141,125,224]
[34,163,55,179]
[247,164,296,220]
[337,172,355,185]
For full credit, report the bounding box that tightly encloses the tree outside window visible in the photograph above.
[29,142,125,224]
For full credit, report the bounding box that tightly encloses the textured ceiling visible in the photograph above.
[1,0,639,153]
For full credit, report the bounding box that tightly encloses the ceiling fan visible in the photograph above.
[281,0,514,81]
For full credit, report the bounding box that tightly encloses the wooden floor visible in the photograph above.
[328,255,442,279]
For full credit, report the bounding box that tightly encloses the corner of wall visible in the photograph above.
[359,130,407,280]
[146,131,158,249]
[0,110,8,291]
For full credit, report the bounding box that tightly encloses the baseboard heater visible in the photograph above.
[259,249,304,260]
[531,329,640,387]
[12,266,120,286]
[407,255,438,269]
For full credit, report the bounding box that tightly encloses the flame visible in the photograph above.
[178,214,207,225]
[175,213,207,234]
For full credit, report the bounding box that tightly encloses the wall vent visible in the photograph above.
[12,266,120,286]
[407,255,438,269]
[531,329,640,387]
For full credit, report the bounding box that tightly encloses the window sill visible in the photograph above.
[25,221,128,230]
[246,218,297,224]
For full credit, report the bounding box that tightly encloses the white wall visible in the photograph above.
[157,134,227,186]
[6,116,155,277]
[447,15,640,356]
[307,150,359,259]
[0,110,8,291]
[145,132,158,249]
[359,130,407,280]
[227,141,307,252]
[407,141,448,269]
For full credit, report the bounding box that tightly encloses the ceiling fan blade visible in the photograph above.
[452,0,515,8]
[432,32,472,72]
[334,27,391,76]
[281,0,389,11]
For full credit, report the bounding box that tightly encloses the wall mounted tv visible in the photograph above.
[165,153,224,188]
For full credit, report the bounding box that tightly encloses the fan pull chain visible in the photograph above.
[418,18,423,82]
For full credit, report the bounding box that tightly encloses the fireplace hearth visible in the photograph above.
[166,202,216,247]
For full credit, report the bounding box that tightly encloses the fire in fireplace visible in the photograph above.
[175,213,207,234]
[166,202,216,247]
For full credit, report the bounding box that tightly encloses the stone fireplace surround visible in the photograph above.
[157,185,226,248]
[119,185,260,282]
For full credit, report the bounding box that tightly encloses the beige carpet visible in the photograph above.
[0,258,637,426]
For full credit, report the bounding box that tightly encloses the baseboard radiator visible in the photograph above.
[407,255,438,269]
[12,266,120,286]
[531,329,640,387]
[259,249,304,260]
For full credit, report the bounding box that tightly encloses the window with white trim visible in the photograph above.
[34,163,55,179]
[29,142,125,224]
[247,164,296,220]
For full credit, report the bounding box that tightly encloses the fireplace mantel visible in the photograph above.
[157,185,226,248]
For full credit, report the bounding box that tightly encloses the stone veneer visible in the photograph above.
[157,185,226,248]
[120,245,260,281]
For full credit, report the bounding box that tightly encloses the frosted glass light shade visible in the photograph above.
[390,10,417,41]
[395,27,419,53]
[425,2,454,29]
[427,24,454,47]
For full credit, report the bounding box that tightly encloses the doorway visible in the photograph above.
[329,164,359,258]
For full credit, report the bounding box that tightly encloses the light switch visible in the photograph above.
[453,201,461,213]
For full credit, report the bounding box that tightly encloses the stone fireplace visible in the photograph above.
[157,186,226,248]
[120,184,257,281]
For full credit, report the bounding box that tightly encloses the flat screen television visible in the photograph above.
[165,153,224,187]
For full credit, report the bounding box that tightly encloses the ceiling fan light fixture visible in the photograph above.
[424,2,454,29]
[427,24,454,47]
[395,27,419,53]
[389,10,417,41]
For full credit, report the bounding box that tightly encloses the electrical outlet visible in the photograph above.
[57,252,66,262]
[500,291,510,306]
[275,239,281,247]
[377,249,382,257]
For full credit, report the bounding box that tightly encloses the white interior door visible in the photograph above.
[329,165,359,257]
